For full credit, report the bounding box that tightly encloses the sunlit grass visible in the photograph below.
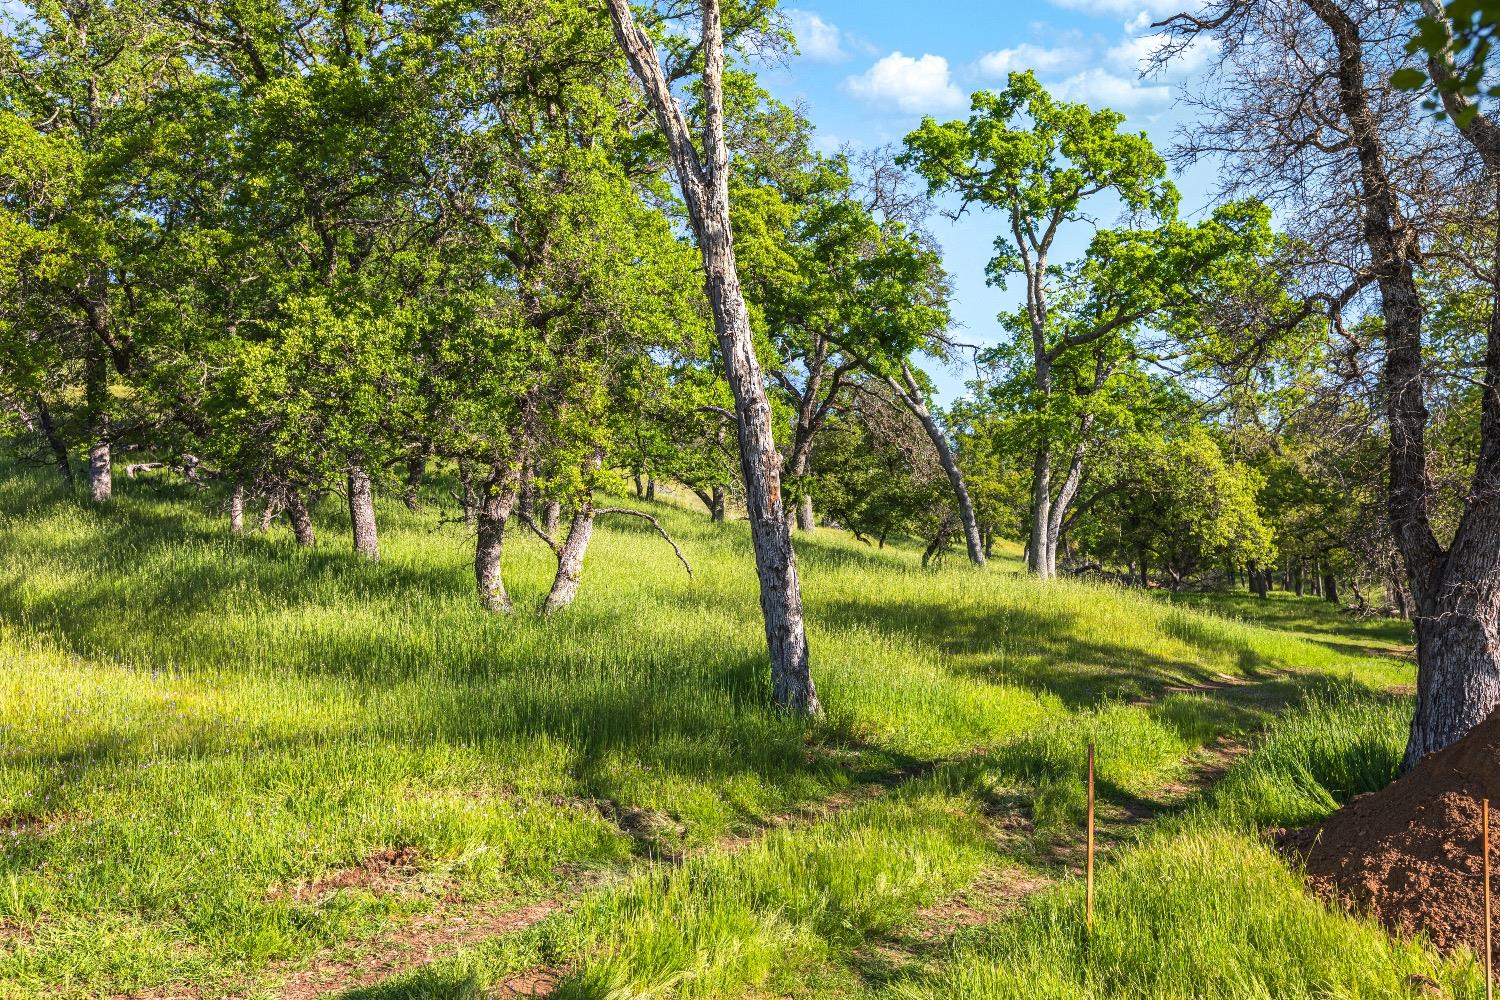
[0,468,1422,996]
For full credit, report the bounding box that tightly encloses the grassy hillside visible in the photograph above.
[0,470,1467,999]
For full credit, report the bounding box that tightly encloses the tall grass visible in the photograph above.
[0,469,1418,996]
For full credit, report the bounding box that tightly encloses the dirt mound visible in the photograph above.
[1278,709,1500,956]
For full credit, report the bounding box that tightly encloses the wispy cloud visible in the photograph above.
[785,9,847,62]
[976,42,1087,78]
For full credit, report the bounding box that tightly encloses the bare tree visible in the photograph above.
[1160,0,1500,767]
[605,0,820,713]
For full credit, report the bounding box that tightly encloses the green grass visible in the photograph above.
[0,467,1456,999]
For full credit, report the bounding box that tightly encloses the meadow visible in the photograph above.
[0,469,1475,999]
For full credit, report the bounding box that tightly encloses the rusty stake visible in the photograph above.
[1087,741,1095,932]
[1486,797,1493,1000]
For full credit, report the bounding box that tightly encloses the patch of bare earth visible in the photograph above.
[267,896,565,1000]
[267,846,423,904]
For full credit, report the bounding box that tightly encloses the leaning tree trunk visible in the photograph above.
[542,501,596,615]
[608,0,818,713]
[229,482,245,535]
[1304,0,1500,768]
[286,491,316,547]
[34,396,72,488]
[542,499,562,537]
[887,365,986,567]
[347,467,379,560]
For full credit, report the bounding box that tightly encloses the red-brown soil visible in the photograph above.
[1278,708,1500,957]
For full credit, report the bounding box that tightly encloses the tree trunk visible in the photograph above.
[796,492,815,531]
[1294,561,1305,596]
[259,492,282,532]
[646,477,656,501]
[474,466,520,613]
[607,0,818,713]
[887,365,986,567]
[348,467,379,560]
[1028,444,1051,577]
[711,484,726,522]
[1304,0,1500,768]
[84,347,111,503]
[543,499,562,537]
[542,501,596,615]
[1322,572,1338,604]
[229,482,245,536]
[404,453,426,512]
[34,396,72,488]
[286,491,316,547]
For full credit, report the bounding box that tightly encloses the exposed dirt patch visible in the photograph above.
[1,811,78,838]
[495,965,566,997]
[268,846,423,904]
[269,897,563,1000]
[1277,706,1500,958]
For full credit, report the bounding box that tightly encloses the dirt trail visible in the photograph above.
[121,674,1282,1000]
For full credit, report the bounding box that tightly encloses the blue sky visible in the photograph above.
[756,0,1223,401]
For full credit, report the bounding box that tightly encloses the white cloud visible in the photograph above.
[1106,13,1219,78]
[976,42,1086,78]
[1048,0,1184,16]
[1052,67,1171,109]
[785,9,846,62]
[844,52,967,113]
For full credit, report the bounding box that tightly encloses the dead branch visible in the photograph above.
[596,507,693,576]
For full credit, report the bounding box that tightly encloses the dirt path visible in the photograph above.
[121,675,1281,1000]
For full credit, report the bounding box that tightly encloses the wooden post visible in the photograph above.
[1486,797,1493,1000]
[1086,741,1095,932]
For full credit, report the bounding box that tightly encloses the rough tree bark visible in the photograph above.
[1302,0,1500,768]
[229,482,245,536]
[474,464,520,613]
[606,0,819,712]
[286,491,316,547]
[258,491,282,532]
[347,467,379,560]
[885,364,986,566]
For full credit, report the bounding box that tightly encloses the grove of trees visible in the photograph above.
[5,0,1500,767]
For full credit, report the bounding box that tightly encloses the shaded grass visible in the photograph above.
[883,683,1473,1000]
[0,468,1421,996]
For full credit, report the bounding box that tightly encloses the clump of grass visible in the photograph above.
[893,827,1479,1000]
[1208,682,1409,829]
[994,703,1196,830]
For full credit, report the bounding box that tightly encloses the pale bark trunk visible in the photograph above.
[259,492,281,532]
[286,491,316,547]
[347,467,379,560]
[542,502,596,615]
[887,366,986,567]
[607,0,818,713]
[229,482,245,535]
[797,494,815,532]
[1028,445,1051,577]
[87,438,111,503]
[84,331,112,504]
[543,499,561,537]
